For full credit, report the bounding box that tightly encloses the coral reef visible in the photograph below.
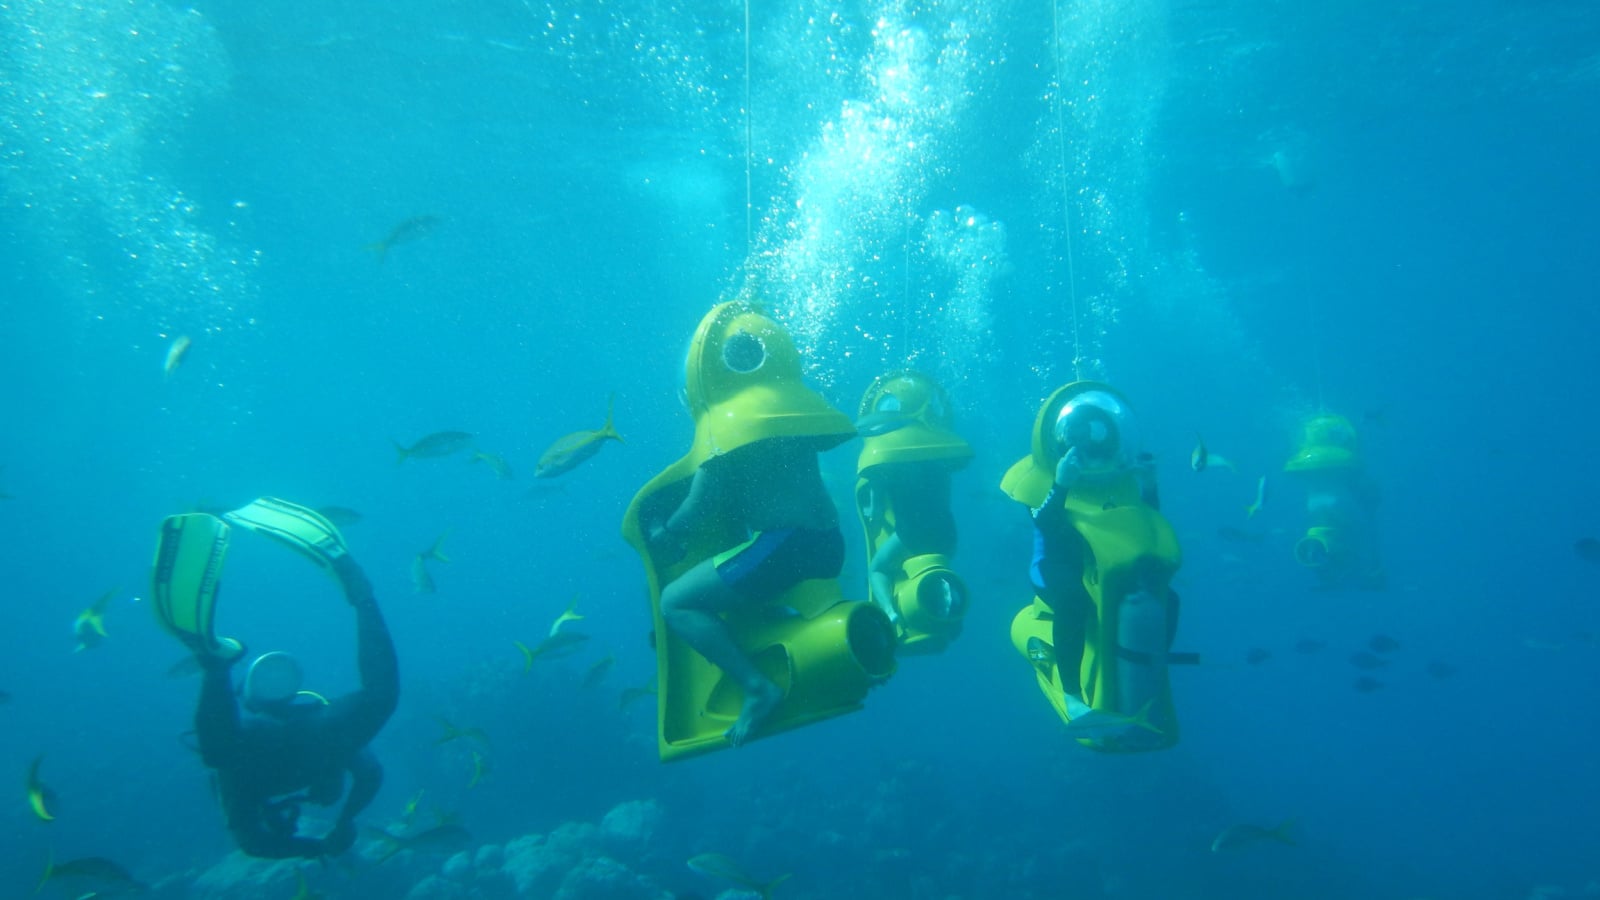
[180,800,672,900]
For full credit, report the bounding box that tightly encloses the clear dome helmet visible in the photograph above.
[1052,389,1140,472]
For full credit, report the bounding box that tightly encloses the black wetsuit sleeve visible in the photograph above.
[195,658,241,769]
[322,558,400,752]
[341,749,383,825]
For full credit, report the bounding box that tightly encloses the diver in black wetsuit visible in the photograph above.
[195,554,398,859]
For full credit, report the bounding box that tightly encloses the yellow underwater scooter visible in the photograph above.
[1001,382,1189,752]
[620,299,896,762]
[853,369,973,654]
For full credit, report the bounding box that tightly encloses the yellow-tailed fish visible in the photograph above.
[431,808,463,827]
[400,788,426,827]
[411,554,436,594]
[535,395,623,478]
[26,754,55,821]
[420,532,450,564]
[366,214,443,265]
[369,823,472,864]
[1190,433,1235,473]
[1574,537,1600,564]
[36,848,147,894]
[411,532,450,594]
[433,716,490,747]
[163,334,192,379]
[291,868,326,900]
[1245,475,1268,518]
[470,450,515,480]
[518,631,589,667]
[1210,819,1296,852]
[393,431,474,464]
[686,852,792,900]
[72,587,118,652]
[618,677,658,710]
[468,751,489,789]
[548,595,584,637]
[581,654,615,690]
[1062,697,1163,739]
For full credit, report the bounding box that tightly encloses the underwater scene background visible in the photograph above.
[2,0,1598,897]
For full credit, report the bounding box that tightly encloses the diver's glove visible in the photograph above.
[198,637,246,670]
[1054,447,1083,490]
[331,554,375,607]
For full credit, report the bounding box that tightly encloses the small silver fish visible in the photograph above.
[1211,820,1296,852]
[163,335,192,380]
[514,631,589,669]
[372,823,472,864]
[394,431,474,464]
[686,853,791,900]
[433,717,490,747]
[470,450,515,480]
[618,678,657,709]
[38,853,148,892]
[411,555,436,594]
[366,214,443,265]
[580,654,615,690]
[1191,433,1235,473]
[1368,634,1401,654]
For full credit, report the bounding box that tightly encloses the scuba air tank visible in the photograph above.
[1116,590,1168,718]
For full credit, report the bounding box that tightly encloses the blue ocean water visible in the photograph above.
[2,0,1597,897]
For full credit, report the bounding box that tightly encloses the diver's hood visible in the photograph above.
[242,651,303,712]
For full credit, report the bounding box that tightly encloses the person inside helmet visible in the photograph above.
[1028,396,1163,698]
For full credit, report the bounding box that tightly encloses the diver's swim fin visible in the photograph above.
[223,496,348,570]
[152,513,235,657]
